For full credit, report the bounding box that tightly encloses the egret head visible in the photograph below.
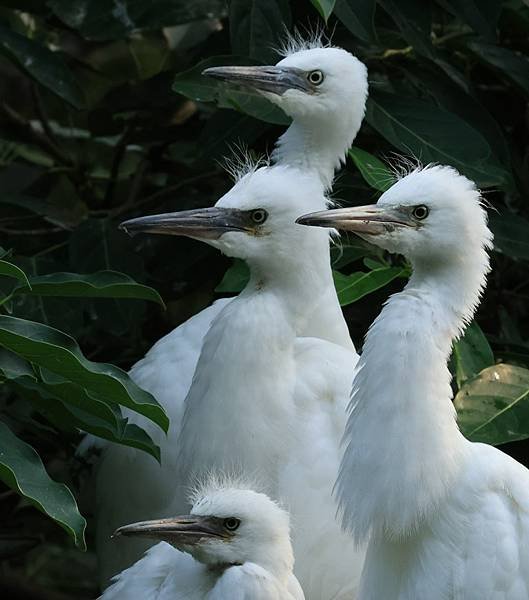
[204,46,367,129]
[297,165,493,268]
[114,484,293,573]
[120,165,330,273]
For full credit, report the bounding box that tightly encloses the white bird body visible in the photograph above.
[299,165,529,599]
[101,483,305,600]
[96,165,365,598]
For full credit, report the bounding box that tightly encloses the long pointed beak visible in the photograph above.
[202,65,311,95]
[119,207,251,240]
[296,205,415,235]
[113,515,228,545]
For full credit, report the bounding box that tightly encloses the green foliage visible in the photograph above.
[0,0,528,596]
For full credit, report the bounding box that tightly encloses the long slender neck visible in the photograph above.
[271,112,362,190]
[336,252,488,543]
[178,229,348,485]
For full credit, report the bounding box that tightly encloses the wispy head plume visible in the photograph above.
[220,143,270,183]
[275,24,333,58]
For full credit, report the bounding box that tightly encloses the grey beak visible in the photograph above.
[202,65,311,95]
[119,207,251,240]
[296,205,416,235]
[113,515,228,546]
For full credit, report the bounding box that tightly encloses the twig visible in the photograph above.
[0,226,64,235]
[30,84,62,150]
[109,158,150,218]
[103,125,134,206]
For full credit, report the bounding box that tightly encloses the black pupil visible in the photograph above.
[309,71,322,84]
[414,206,428,219]
[224,518,239,530]
[252,210,266,223]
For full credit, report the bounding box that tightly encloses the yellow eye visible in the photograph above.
[307,70,324,85]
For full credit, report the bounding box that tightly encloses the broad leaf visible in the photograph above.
[348,147,393,191]
[229,0,291,63]
[0,421,86,549]
[452,321,494,387]
[455,364,529,445]
[439,0,501,41]
[0,260,31,290]
[378,0,434,58]
[333,267,404,306]
[0,316,169,432]
[49,0,225,41]
[309,0,337,22]
[489,213,529,261]
[0,25,84,109]
[17,271,164,306]
[366,91,509,188]
[215,260,250,293]
[173,56,289,125]
[334,0,376,42]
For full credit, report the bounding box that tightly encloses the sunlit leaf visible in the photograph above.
[452,321,494,387]
[0,421,86,549]
[348,147,393,191]
[455,364,529,445]
[333,267,404,306]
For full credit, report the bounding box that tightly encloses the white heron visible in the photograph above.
[203,38,368,191]
[96,164,364,599]
[297,165,529,599]
[100,477,304,600]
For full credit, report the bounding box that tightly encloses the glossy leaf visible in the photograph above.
[0,25,84,109]
[0,316,169,432]
[489,213,529,260]
[348,147,393,191]
[455,364,529,445]
[229,0,291,63]
[0,421,86,549]
[366,91,509,187]
[16,271,164,306]
[215,260,250,293]
[0,260,31,290]
[334,0,376,42]
[309,0,337,22]
[333,267,404,306]
[452,321,494,387]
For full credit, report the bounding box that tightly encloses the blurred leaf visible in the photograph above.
[229,0,291,63]
[439,0,501,41]
[0,24,84,109]
[348,147,393,191]
[49,0,225,41]
[468,41,529,96]
[378,0,434,58]
[0,347,34,380]
[215,259,250,293]
[0,420,86,549]
[17,271,164,306]
[453,321,494,387]
[455,364,529,444]
[366,91,510,187]
[309,0,336,22]
[0,316,169,431]
[334,0,376,42]
[0,260,31,290]
[333,267,404,306]
[489,213,529,260]
[173,56,290,125]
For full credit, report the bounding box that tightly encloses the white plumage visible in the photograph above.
[298,165,529,599]
[100,479,304,600]
[92,42,369,598]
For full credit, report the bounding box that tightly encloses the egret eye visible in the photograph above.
[250,209,268,225]
[223,517,240,531]
[412,205,429,220]
[307,70,324,85]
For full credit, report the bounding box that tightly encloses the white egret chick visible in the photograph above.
[96,164,363,598]
[204,40,368,189]
[297,165,529,599]
[101,480,304,600]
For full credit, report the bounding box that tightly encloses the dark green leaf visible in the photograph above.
[0,25,84,109]
[333,267,404,306]
[229,0,291,63]
[366,91,509,187]
[378,0,434,58]
[0,421,86,549]
[0,260,31,290]
[452,321,494,387]
[439,0,500,41]
[309,0,337,22]
[334,0,376,42]
[455,364,529,445]
[215,260,250,293]
[0,316,168,432]
[348,147,393,191]
[16,271,164,306]
[489,213,529,260]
